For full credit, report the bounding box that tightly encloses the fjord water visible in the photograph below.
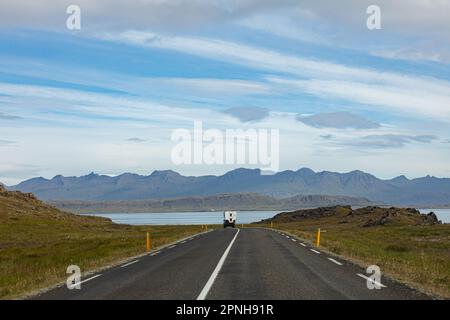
[80,211,279,225]
[419,208,450,223]
[80,209,450,225]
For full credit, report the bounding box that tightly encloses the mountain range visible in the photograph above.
[7,168,450,206]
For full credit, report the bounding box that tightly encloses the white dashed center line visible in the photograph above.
[299,243,306,247]
[310,249,321,254]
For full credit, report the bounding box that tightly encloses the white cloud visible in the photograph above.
[223,107,270,122]
[1,1,449,64]
[346,134,437,148]
[371,48,449,63]
[101,31,450,122]
[141,78,270,95]
[296,112,380,129]
[1,81,448,183]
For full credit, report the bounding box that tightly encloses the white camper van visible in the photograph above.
[223,211,237,228]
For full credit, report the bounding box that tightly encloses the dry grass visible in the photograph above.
[253,212,450,298]
[0,191,204,299]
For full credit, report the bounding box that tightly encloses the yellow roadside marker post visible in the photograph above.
[270,221,273,229]
[316,228,321,247]
[205,225,208,231]
[146,231,151,252]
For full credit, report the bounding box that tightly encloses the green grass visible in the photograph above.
[252,218,450,298]
[0,192,206,299]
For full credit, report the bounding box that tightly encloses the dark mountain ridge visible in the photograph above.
[50,193,373,213]
[8,168,450,205]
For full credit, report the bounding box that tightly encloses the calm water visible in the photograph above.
[80,208,450,225]
[80,211,280,225]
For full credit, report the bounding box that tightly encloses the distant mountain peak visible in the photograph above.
[296,168,315,175]
[150,169,181,177]
[223,168,261,177]
[392,175,409,182]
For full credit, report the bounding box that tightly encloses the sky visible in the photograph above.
[0,0,450,185]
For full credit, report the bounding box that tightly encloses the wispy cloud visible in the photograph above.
[126,138,146,143]
[296,112,380,129]
[100,31,450,120]
[371,48,449,64]
[223,107,269,122]
[269,77,450,122]
[0,112,22,120]
[0,139,15,145]
[348,134,437,149]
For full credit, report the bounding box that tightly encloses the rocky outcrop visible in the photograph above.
[0,185,39,203]
[359,207,441,227]
[258,205,442,227]
[259,206,353,223]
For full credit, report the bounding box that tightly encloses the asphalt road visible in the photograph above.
[34,228,430,300]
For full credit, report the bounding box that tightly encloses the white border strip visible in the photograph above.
[120,260,139,268]
[356,273,387,288]
[68,274,101,289]
[327,258,343,266]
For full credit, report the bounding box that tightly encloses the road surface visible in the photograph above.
[34,228,430,300]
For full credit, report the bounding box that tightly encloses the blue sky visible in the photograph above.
[1,0,450,185]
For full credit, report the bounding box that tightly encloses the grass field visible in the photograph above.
[0,190,204,299]
[254,207,450,299]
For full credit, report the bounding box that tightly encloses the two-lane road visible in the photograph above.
[35,228,430,300]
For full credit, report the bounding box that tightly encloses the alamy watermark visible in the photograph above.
[171,121,280,173]
[66,265,81,290]
[367,5,382,30]
[364,265,384,289]
[66,5,81,30]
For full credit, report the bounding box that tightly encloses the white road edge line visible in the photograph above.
[197,229,240,300]
[299,243,306,247]
[291,239,297,242]
[181,241,187,244]
[150,251,160,256]
[168,245,176,249]
[356,273,387,288]
[327,258,343,266]
[68,274,101,289]
[310,249,321,254]
[120,260,139,268]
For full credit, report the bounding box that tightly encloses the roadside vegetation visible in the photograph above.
[254,206,450,298]
[0,188,203,299]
